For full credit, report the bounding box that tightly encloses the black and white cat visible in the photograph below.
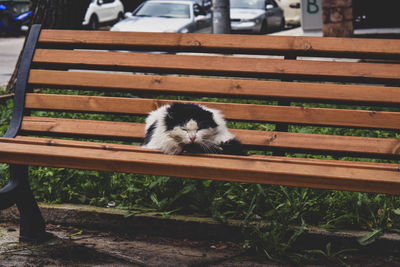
[142,103,245,155]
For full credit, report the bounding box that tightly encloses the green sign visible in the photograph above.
[307,0,319,14]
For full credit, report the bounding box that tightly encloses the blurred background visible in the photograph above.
[0,0,398,37]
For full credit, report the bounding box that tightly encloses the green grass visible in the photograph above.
[1,90,400,264]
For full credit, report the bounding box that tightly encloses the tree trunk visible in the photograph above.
[6,0,91,93]
[322,0,353,37]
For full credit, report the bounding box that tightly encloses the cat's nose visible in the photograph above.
[189,136,196,142]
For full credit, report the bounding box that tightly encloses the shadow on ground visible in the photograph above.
[0,223,267,266]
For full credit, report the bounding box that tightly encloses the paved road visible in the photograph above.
[0,36,25,86]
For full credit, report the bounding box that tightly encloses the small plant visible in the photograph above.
[305,242,358,266]
[0,97,12,187]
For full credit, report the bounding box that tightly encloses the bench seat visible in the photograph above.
[1,137,399,194]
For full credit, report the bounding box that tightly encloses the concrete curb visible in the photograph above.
[1,203,400,254]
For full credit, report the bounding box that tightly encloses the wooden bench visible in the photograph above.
[0,24,399,242]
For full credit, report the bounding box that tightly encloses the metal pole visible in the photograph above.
[212,0,230,34]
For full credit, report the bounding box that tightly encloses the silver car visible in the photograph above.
[230,0,285,34]
[110,0,211,33]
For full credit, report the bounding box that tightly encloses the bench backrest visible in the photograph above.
[10,25,400,162]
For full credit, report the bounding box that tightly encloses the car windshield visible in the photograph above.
[134,2,191,19]
[230,0,264,9]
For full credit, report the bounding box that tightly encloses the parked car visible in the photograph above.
[230,0,285,34]
[275,0,300,26]
[110,0,211,33]
[0,0,31,34]
[83,0,124,30]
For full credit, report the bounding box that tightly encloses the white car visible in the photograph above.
[110,0,211,33]
[230,0,285,34]
[83,0,125,30]
[276,0,300,26]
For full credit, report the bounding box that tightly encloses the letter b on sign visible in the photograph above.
[307,0,319,14]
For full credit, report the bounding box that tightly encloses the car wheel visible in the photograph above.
[279,17,285,30]
[88,15,98,30]
[117,12,124,22]
[259,20,268,35]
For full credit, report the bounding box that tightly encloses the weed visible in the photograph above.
[305,242,358,266]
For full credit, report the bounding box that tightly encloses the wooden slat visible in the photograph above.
[0,137,399,194]
[32,49,400,83]
[21,116,144,140]
[38,30,400,59]
[234,129,400,159]
[20,117,400,158]
[0,94,14,102]
[24,94,400,130]
[11,136,400,171]
[28,70,400,106]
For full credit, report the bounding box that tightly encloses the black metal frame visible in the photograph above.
[0,24,52,242]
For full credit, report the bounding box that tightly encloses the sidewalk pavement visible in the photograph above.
[0,36,25,87]
[271,26,322,36]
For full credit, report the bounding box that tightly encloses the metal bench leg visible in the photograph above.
[10,165,53,242]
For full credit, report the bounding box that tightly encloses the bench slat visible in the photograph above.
[32,49,400,83]
[28,70,400,106]
[1,138,399,194]
[38,30,400,59]
[20,117,400,158]
[21,116,144,139]
[11,136,400,171]
[25,94,400,130]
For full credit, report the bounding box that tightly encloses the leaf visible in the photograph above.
[124,211,134,218]
[393,208,400,216]
[357,229,383,246]
[325,242,332,256]
[202,180,212,187]
[180,184,195,195]
[68,230,83,238]
[78,195,86,203]
[150,193,159,206]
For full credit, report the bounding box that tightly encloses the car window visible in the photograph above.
[103,0,115,3]
[230,0,265,9]
[135,2,190,19]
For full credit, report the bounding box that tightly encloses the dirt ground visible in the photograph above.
[1,221,400,267]
[0,222,271,267]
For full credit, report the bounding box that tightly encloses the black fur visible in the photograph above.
[165,103,218,130]
[142,121,157,145]
[183,138,246,155]
[219,139,246,155]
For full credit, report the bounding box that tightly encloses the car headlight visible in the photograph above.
[241,18,261,24]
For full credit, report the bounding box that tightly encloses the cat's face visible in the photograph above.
[164,103,219,148]
[168,119,217,146]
